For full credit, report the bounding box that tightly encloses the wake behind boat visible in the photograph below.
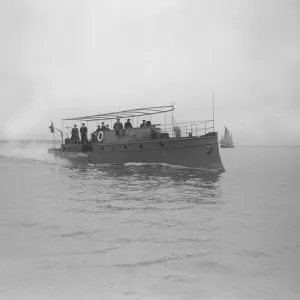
[220,126,234,148]
[48,105,225,172]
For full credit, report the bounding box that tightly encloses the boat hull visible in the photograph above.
[49,134,225,172]
[220,144,234,148]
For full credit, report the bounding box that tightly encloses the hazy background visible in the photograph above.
[1,0,299,145]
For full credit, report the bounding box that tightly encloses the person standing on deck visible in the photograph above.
[125,119,133,129]
[106,125,110,130]
[91,125,101,142]
[100,122,106,131]
[113,118,123,130]
[113,118,123,136]
[93,125,101,135]
[71,125,79,140]
[80,123,88,144]
[140,120,146,127]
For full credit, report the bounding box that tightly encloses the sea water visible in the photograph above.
[0,141,299,300]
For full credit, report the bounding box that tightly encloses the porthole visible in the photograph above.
[160,142,164,147]
[101,147,104,151]
[124,145,128,149]
[139,144,143,149]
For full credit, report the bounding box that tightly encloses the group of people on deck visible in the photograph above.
[71,122,111,143]
[70,118,152,143]
[113,118,152,130]
[70,123,89,143]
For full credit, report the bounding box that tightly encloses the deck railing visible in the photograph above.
[159,120,214,138]
[56,120,214,145]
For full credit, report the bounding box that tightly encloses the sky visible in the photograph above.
[0,0,299,145]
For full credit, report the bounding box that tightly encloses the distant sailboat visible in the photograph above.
[220,126,234,148]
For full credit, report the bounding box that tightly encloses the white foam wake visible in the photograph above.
[124,162,220,172]
[0,141,69,165]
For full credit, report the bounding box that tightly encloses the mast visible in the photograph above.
[213,91,215,132]
[52,130,55,149]
[61,119,63,145]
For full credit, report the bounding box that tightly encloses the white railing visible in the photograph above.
[155,120,214,138]
[56,120,214,144]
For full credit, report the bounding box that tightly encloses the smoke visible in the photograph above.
[0,141,69,165]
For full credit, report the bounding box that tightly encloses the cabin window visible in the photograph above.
[124,145,127,150]
[101,147,104,151]
[160,142,164,147]
[139,144,143,149]
[112,146,115,151]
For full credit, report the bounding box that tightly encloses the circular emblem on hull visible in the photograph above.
[97,131,104,143]
[205,145,212,154]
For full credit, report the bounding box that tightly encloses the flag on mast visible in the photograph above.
[49,121,54,133]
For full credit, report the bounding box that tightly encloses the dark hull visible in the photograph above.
[49,134,225,172]
[220,144,234,148]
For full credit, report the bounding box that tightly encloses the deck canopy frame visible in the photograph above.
[63,105,175,122]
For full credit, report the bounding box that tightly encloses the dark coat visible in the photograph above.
[71,127,79,139]
[125,121,133,129]
[113,122,123,130]
[93,127,101,135]
[80,126,87,135]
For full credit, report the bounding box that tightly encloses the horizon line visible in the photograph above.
[0,140,299,147]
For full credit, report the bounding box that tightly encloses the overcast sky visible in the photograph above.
[1,0,299,145]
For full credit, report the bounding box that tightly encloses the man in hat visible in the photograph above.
[113,118,123,136]
[124,118,133,129]
[93,125,101,135]
[100,122,106,131]
[113,118,123,130]
[91,125,101,142]
[106,124,110,131]
[71,125,79,140]
[140,120,146,127]
[80,123,88,144]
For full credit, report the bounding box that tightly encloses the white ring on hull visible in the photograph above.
[97,131,104,142]
[205,145,212,154]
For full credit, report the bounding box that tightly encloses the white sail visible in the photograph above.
[220,126,234,147]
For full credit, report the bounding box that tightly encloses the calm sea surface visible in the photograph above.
[0,142,299,300]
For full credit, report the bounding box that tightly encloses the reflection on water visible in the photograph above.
[1,147,300,299]
[68,163,221,183]
[59,163,223,217]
